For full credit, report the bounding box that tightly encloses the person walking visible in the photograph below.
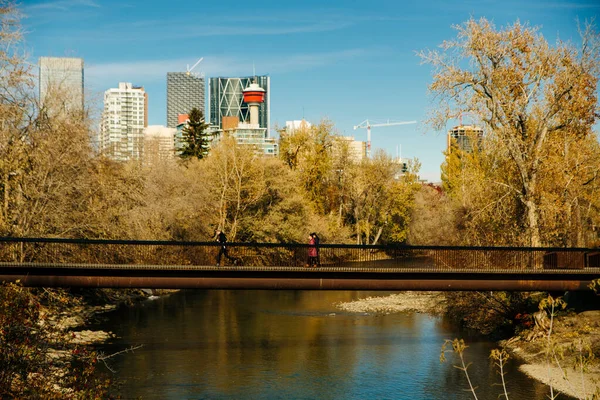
[311,232,321,267]
[215,229,236,267]
[307,234,318,268]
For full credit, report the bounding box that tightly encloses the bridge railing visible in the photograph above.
[0,237,598,270]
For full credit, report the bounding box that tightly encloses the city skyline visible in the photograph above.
[23,0,600,181]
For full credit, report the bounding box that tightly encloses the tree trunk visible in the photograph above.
[524,196,541,247]
[574,198,584,247]
[371,226,383,245]
[2,173,7,226]
[354,207,361,245]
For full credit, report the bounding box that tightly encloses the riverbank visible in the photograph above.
[502,310,600,399]
[61,288,179,345]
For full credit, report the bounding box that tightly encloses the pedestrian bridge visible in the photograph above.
[0,237,598,291]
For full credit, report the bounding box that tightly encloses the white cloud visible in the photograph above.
[25,0,100,11]
[86,57,243,87]
[541,1,600,8]
[71,19,352,43]
[85,49,372,88]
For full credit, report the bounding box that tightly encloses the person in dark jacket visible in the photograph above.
[215,229,236,267]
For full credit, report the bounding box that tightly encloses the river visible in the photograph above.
[95,290,556,399]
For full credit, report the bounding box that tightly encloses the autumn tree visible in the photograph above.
[205,136,267,240]
[0,1,30,235]
[241,157,313,243]
[408,184,463,245]
[279,120,336,214]
[420,18,600,247]
[344,151,420,245]
[133,158,216,241]
[385,160,422,243]
[179,107,211,160]
[536,131,600,246]
[278,121,312,170]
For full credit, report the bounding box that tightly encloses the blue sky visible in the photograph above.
[22,0,600,181]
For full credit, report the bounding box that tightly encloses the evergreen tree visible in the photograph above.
[179,108,211,160]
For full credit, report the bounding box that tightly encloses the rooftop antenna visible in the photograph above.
[253,61,256,78]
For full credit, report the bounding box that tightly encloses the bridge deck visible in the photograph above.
[1,262,599,291]
[0,238,598,291]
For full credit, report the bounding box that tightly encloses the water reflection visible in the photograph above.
[97,290,553,399]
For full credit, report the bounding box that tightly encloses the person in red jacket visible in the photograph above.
[311,232,321,267]
[307,234,318,268]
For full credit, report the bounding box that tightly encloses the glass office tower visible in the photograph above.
[208,76,270,134]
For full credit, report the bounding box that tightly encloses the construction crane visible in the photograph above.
[186,57,204,76]
[353,119,417,158]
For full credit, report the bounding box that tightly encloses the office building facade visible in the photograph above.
[38,57,84,113]
[166,73,204,128]
[209,76,270,134]
[143,125,177,163]
[100,82,147,161]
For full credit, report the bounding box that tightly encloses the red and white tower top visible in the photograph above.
[242,82,266,104]
[242,82,266,127]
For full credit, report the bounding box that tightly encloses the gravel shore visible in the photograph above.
[336,291,446,314]
[519,363,600,399]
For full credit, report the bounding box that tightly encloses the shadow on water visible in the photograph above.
[95,290,560,400]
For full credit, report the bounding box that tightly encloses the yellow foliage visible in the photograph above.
[422,18,600,247]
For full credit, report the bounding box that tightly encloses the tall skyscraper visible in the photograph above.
[38,57,84,113]
[100,82,147,161]
[209,76,270,134]
[166,73,204,128]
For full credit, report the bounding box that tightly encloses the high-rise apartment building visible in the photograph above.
[38,57,84,113]
[166,73,204,128]
[447,125,484,153]
[100,82,147,161]
[209,76,270,134]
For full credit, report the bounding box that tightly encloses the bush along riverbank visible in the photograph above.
[500,293,600,399]
[336,290,600,399]
[0,282,177,398]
